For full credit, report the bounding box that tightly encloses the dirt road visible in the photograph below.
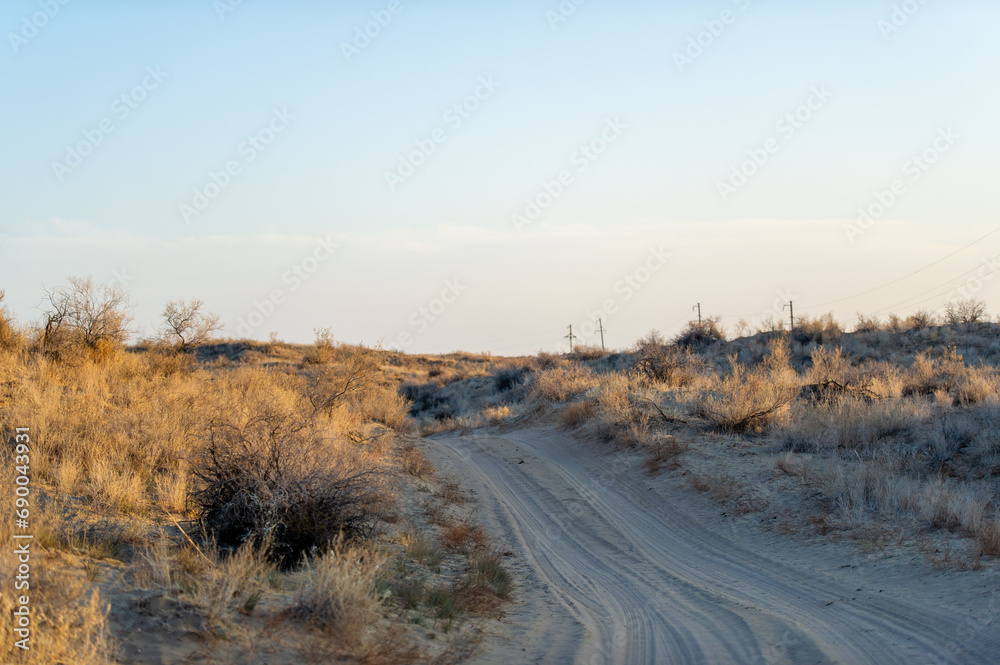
[424,427,1000,665]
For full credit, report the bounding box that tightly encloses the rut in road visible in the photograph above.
[430,427,1000,665]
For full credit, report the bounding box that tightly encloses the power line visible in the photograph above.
[803,224,1000,309]
[874,256,1000,314]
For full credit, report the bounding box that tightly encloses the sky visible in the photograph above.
[2,0,999,354]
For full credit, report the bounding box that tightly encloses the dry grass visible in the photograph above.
[440,523,490,554]
[288,538,386,647]
[561,399,597,427]
[531,364,598,402]
[697,339,799,434]
[400,443,434,478]
[482,404,512,425]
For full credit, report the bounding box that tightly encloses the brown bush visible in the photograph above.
[440,523,489,554]
[698,339,799,434]
[288,538,386,646]
[191,407,389,567]
[400,443,434,478]
[634,343,704,387]
[531,364,597,402]
[561,400,597,427]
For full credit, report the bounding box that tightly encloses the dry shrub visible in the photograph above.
[794,313,843,344]
[569,345,606,361]
[399,443,433,478]
[855,313,882,333]
[673,319,726,349]
[953,367,999,406]
[493,367,530,392]
[779,396,925,453]
[440,522,489,554]
[192,539,276,628]
[531,364,597,402]
[465,547,512,599]
[973,519,1000,557]
[288,539,386,648]
[350,385,414,433]
[596,373,634,430]
[644,435,686,475]
[87,457,148,515]
[905,309,938,330]
[633,343,704,387]
[689,473,738,502]
[807,346,854,385]
[904,348,967,396]
[439,479,468,505]
[154,463,189,514]
[191,374,390,567]
[482,404,512,425]
[561,399,596,427]
[402,531,445,570]
[698,339,799,434]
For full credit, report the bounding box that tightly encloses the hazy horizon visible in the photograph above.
[3,0,999,354]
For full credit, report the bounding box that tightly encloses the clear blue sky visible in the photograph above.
[2,0,998,353]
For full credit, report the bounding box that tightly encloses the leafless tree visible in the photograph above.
[944,298,988,325]
[42,276,132,348]
[160,299,222,350]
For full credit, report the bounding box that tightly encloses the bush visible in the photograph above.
[400,382,456,421]
[854,313,881,333]
[673,318,725,349]
[945,298,988,325]
[531,364,597,402]
[288,538,385,645]
[698,339,799,434]
[42,275,132,355]
[493,367,529,392]
[793,313,842,344]
[191,406,388,568]
[904,309,937,330]
[160,299,222,350]
[633,343,704,387]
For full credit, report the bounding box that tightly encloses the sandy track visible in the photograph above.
[424,427,1000,665]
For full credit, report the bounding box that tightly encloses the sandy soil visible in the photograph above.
[419,425,1000,665]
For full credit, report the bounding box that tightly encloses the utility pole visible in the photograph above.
[783,301,795,330]
[565,325,576,353]
[596,318,606,352]
[692,303,702,325]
